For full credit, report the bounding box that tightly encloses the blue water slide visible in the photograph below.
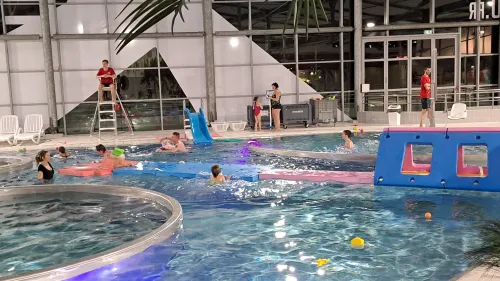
[184,108,213,145]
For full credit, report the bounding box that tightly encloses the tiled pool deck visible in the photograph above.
[3,121,500,280]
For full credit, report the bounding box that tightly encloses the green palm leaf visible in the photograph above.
[465,220,500,270]
[116,0,328,54]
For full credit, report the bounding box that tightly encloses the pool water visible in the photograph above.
[0,191,168,278]
[1,133,497,280]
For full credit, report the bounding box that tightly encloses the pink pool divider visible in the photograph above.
[259,170,374,184]
[383,127,447,132]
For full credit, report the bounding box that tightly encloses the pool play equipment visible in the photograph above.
[59,160,139,177]
[1,184,182,281]
[248,146,487,166]
[259,169,373,183]
[184,108,213,145]
[374,127,497,191]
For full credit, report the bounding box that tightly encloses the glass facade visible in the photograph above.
[0,0,498,133]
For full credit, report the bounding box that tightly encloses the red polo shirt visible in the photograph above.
[97,67,115,84]
[420,75,431,99]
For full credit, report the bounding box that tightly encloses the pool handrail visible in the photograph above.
[0,184,183,281]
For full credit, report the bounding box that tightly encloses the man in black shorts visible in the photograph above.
[419,68,431,127]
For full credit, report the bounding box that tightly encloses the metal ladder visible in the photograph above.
[89,92,134,139]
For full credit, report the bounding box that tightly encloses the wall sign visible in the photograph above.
[469,1,500,20]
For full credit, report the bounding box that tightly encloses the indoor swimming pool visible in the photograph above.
[0,133,495,281]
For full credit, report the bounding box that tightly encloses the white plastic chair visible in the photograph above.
[0,115,20,145]
[448,103,467,120]
[14,114,44,145]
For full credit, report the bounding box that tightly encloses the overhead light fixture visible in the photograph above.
[366,22,375,28]
[480,30,485,35]
[487,1,493,7]
[229,37,239,48]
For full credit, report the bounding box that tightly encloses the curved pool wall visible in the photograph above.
[0,155,33,174]
[1,184,183,281]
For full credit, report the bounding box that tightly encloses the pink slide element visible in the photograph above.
[457,146,488,177]
[59,161,139,177]
[448,128,500,132]
[402,144,431,175]
[259,170,374,183]
[383,127,446,132]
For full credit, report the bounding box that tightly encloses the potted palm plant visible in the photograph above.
[466,220,500,271]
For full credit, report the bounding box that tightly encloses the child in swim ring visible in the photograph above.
[210,165,231,183]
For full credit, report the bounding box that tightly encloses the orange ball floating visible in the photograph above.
[425,212,432,219]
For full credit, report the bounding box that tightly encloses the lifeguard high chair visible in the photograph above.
[89,78,133,139]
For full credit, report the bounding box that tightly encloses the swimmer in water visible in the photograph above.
[210,164,231,183]
[96,144,112,162]
[110,148,133,169]
[57,146,71,158]
[342,130,354,149]
[156,132,187,153]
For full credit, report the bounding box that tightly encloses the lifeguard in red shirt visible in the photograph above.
[419,67,431,127]
[96,59,117,103]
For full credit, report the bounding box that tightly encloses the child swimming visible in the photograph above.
[57,146,71,158]
[342,130,354,149]
[210,164,231,183]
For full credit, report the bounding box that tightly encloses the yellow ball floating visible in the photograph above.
[351,237,365,249]
[316,259,329,267]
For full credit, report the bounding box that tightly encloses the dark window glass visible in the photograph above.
[480,55,499,85]
[365,41,384,60]
[213,2,249,31]
[298,33,340,62]
[344,61,353,90]
[388,60,408,89]
[250,1,292,30]
[298,63,341,92]
[461,27,476,55]
[117,69,160,100]
[388,40,408,59]
[461,56,476,86]
[123,101,162,131]
[390,1,430,24]
[437,58,455,86]
[252,35,295,63]
[163,100,188,130]
[362,0,383,26]
[412,40,431,58]
[435,0,472,22]
[479,26,500,54]
[364,61,384,90]
[344,32,353,60]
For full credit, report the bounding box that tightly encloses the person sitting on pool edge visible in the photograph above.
[156,132,187,153]
[36,150,54,181]
[342,130,354,149]
[210,164,231,183]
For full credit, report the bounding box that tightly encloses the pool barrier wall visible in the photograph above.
[374,127,498,192]
[0,184,183,281]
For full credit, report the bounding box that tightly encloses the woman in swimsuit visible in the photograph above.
[36,150,54,181]
[270,82,282,131]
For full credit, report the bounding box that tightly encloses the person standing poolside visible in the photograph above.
[420,68,432,127]
[253,96,263,131]
[270,82,282,131]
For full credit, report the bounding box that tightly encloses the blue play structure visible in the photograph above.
[184,108,213,145]
[114,162,264,182]
[374,127,499,192]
